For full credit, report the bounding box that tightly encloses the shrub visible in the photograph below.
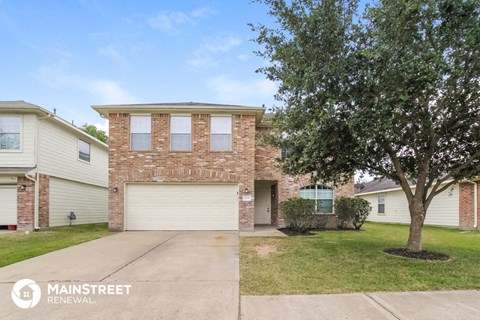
[351,198,372,230]
[334,197,372,230]
[280,198,317,232]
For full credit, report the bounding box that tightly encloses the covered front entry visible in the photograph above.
[125,183,239,231]
[254,181,275,225]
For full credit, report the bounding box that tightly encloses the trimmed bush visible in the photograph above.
[334,197,372,230]
[280,198,317,232]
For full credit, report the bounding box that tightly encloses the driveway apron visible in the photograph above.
[0,231,239,320]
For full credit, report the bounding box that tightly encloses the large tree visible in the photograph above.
[80,124,108,144]
[251,0,480,252]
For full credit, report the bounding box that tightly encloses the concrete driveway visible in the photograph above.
[0,231,239,320]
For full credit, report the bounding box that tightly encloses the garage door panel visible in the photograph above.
[126,184,238,231]
[0,186,17,225]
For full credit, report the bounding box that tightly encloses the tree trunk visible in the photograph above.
[406,201,426,253]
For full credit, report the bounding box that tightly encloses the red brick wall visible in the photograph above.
[477,181,480,229]
[108,113,256,231]
[38,174,50,228]
[254,126,354,227]
[459,182,475,229]
[17,176,35,230]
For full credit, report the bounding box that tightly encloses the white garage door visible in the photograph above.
[0,185,17,225]
[126,184,239,231]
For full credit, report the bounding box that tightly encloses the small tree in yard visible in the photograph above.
[280,198,317,232]
[251,0,480,252]
[335,197,372,230]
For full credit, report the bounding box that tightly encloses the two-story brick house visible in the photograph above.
[0,101,108,231]
[92,102,353,232]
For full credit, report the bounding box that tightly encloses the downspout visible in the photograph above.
[25,170,39,230]
[28,112,53,230]
[466,181,478,229]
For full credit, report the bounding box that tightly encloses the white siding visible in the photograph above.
[0,185,17,225]
[0,114,36,167]
[38,119,108,187]
[49,177,107,227]
[359,185,459,227]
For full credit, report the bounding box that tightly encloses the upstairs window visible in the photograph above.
[78,139,91,162]
[170,115,191,151]
[130,115,151,150]
[299,185,334,214]
[378,194,385,214]
[211,116,232,151]
[0,115,21,150]
[281,148,291,160]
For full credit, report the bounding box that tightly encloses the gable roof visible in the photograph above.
[0,100,108,149]
[92,102,266,123]
[355,178,405,195]
[355,177,465,195]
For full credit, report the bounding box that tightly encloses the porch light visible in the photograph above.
[244,187,250,194]
[112,187,119,193]
[19,184,27,191]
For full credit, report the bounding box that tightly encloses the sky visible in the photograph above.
[0,0,279,132]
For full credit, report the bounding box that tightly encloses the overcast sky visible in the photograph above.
[0,0,279,132]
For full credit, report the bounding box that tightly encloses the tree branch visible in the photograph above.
[383,142,414,203]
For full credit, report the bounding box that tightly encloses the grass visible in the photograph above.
[240,222,480,295]
[0,223,109,267]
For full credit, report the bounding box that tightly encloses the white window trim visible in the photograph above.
[0,115,23,153]
[210,114,232,152]
[78,139,91,164]
[377,194,386,215]
[130,114,152,151]
[170,114,192,151]
[299,185,335,215]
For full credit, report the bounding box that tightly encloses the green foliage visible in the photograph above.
[280,198,317,232]
[334,197,372,230]
[252,0,480,251]
[335,197,356,229]
[80,124,108,143]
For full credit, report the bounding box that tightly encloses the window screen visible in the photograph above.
[170,116,191,151]
[131,115,151,150]
[211,116,232,151]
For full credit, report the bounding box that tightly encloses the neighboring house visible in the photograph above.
[0,101,108,231]
[92,102,353,232]
[356,178,479,229]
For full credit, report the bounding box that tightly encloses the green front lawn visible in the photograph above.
[241,222,480,295]
[0,223,109,267]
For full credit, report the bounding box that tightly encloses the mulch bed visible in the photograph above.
[278,228,362,236]
[384,248,450,261]
[278,228,316,236]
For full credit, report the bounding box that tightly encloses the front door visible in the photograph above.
[254,182,271,224]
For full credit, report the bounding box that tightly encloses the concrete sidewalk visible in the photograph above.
[241,290,480,320]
